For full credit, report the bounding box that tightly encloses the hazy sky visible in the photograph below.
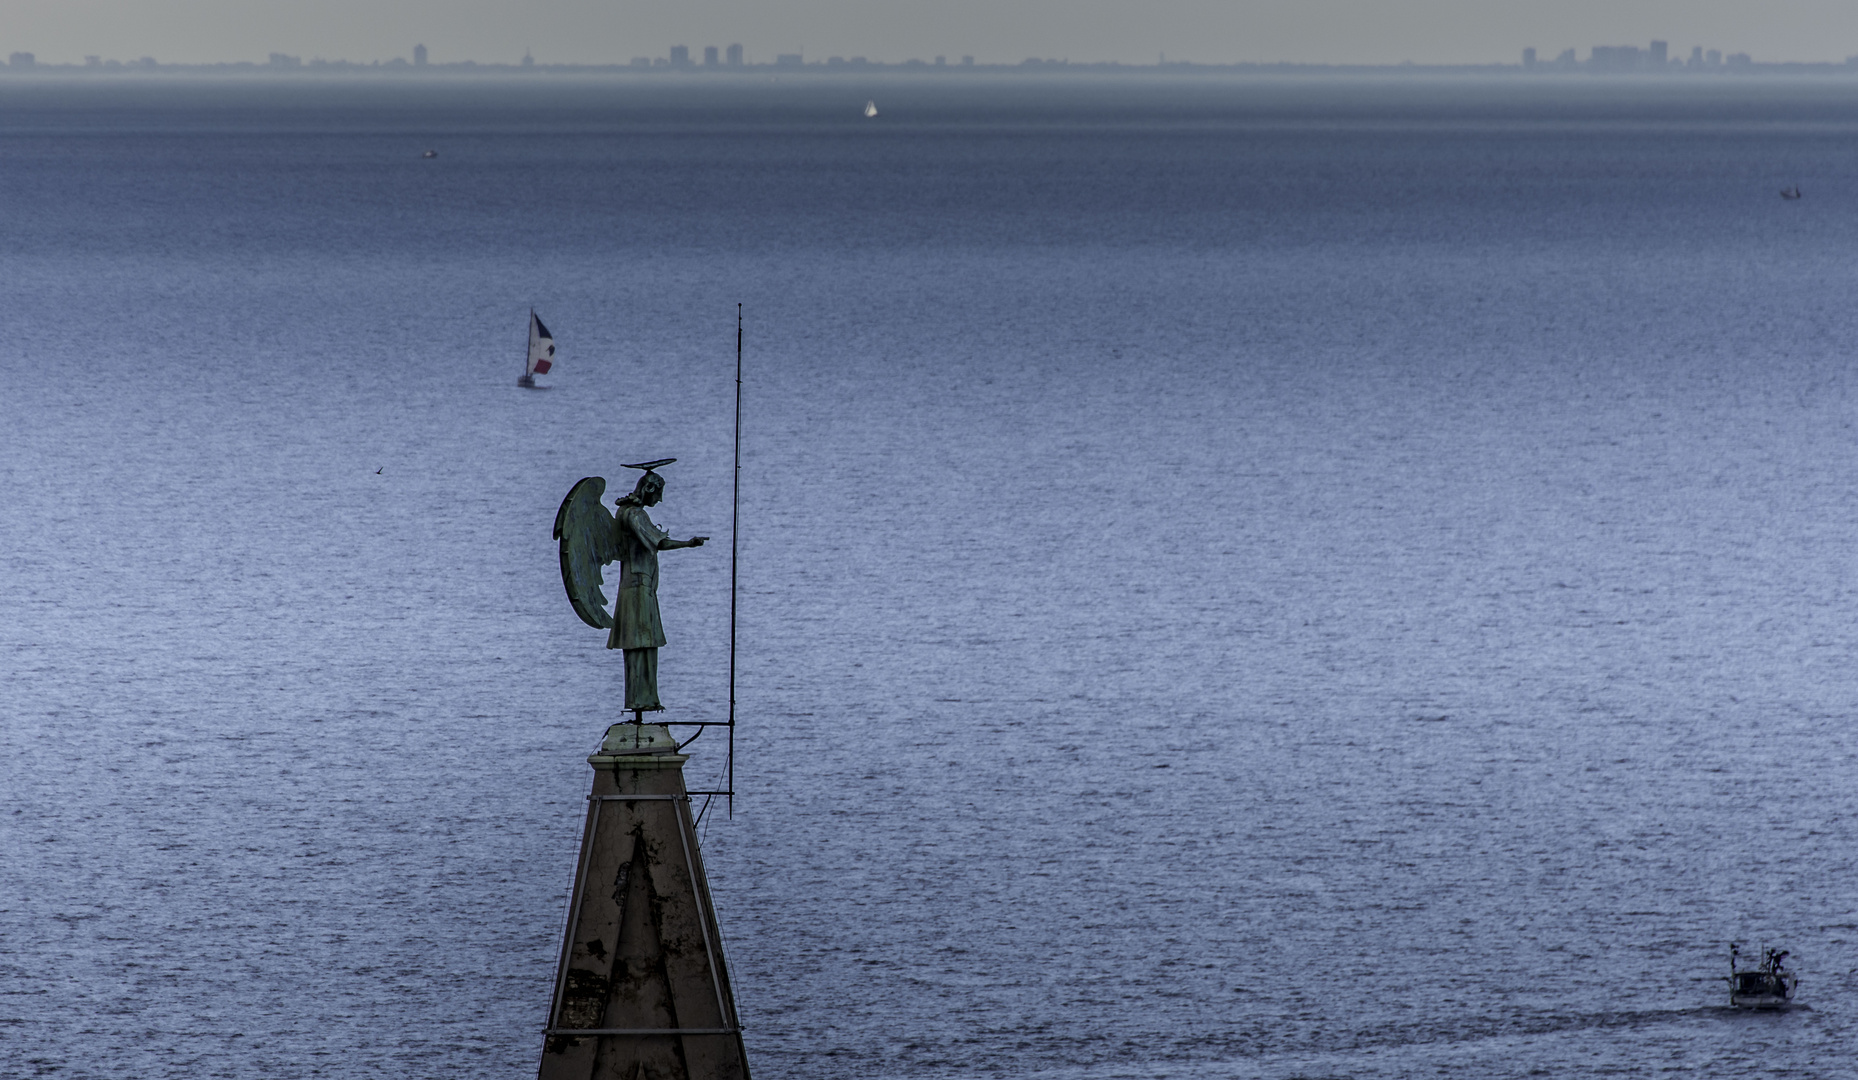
[7,0,1858,67]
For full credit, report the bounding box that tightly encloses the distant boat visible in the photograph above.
[520,310,555,388]
[1781,186,1802,199]
[864,100,878,118]
[1728,944,1797,1009]
[422,149,438,159]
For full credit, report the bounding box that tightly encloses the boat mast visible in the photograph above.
[728,303,742,817]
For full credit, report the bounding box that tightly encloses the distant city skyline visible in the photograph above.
[4,40,1856,73]
[5,0,1858,68]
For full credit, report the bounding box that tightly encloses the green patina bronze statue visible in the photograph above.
[554,460,707,717]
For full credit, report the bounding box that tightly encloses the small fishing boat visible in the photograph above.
[1728,944,1797,1009]
[1781,186,1802,200]
[422,149,439,159]
[519,309,555,388]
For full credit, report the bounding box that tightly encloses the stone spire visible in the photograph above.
[539,724,749,1080]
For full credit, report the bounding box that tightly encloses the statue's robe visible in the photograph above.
[608,503,669,710]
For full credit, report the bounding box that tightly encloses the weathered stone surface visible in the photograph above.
[539,725,749,1080]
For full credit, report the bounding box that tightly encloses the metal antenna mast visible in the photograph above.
[661,308,741,818]
[727,303,742,817]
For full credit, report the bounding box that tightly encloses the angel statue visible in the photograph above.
[553,460,708,718]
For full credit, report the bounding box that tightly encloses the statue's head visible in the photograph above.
[616,458,675,508]
[627,471,666,507]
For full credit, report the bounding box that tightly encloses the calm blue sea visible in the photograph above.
[5,72,1858,1078]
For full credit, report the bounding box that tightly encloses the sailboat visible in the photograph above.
[520,310,555,388]
[864,100,878,118]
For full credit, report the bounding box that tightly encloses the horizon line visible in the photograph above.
[7,57,1858,75]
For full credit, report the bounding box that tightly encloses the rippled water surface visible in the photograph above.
[5,73,1858,1078]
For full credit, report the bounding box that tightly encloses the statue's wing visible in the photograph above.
[553,476,618,630]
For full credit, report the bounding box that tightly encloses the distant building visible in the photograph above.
[521,51,535,67]
[935,55,946,66]
[775,53,803,67]
[1706,49,1722,66]
[85,55,100,66]
[1649,40,1667,67]
[1523,47,1536,69]
[1690,46,1704,68]
[726,44,743,66]
[9,52,34,68]
[631,57,651,67]
[961,55,974,65]
[1726,52,1751,67]
[1553,48,1576,69]
[703,46,718,67]
[267,53,301,67]
[1589,45,1641,72]
[669,45,690,67]
[413,44,427,66]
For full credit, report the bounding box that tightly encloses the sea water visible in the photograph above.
[3,73,1857,1078]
